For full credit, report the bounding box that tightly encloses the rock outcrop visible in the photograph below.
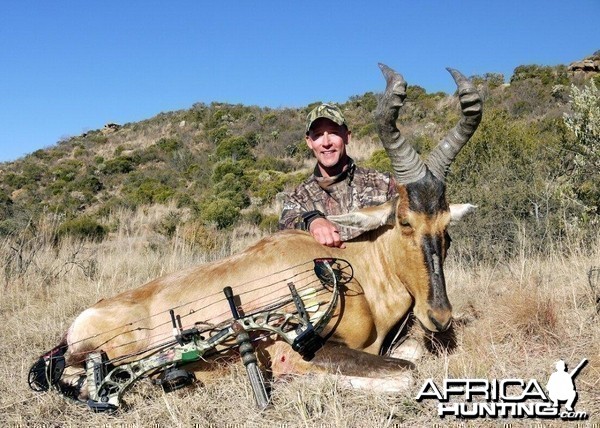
[568,51,600,79]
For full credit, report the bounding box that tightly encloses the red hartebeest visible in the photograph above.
[29,64,482,406]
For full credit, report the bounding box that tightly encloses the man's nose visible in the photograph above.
[322,132,331,144]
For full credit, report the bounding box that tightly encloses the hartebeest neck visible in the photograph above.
[342,172,453,336]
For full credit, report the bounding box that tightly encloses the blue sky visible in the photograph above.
[1,0,598,163]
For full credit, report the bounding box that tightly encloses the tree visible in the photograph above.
[563,80,600,221]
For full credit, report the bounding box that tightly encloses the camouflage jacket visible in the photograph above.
[279,158,397,241]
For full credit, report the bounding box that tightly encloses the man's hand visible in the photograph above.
[308,218,346,248]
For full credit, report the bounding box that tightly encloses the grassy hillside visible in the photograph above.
[0,52,598,263]
[0,212,598,425]
[0,52,599,425]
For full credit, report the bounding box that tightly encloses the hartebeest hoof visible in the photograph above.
[389,338,424,364]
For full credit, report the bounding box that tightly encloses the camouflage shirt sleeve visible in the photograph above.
[278,192,314,231]
[278,195,305,231]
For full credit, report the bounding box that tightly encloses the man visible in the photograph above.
[279,103,397,248]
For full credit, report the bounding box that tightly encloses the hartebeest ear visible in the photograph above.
[327,197,398,231]
[449,203,477,224]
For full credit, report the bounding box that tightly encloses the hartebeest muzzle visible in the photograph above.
[423,234,452,332]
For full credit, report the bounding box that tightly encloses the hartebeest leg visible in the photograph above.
[267,341,414,392]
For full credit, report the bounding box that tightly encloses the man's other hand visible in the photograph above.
[308,218,346,248]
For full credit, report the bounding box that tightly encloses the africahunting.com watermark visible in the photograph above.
[416,358,589,420]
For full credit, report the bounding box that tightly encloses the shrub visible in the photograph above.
[179,221,222,252]
[133,146,160,164]
[243,209,263,226]
[215,136,255,161]
[259,214,280,232]
[0,189,13,219]
[156,137,183,153]
[407,85,427,101]
[510,64,568,86]
[57,216,107,242]
[562,80,600,221]
[200,198,240,229]
[356,123,376,139]
[104,156,135,174]
[21,162,45,183]
[125,178,176,205]
[85,132,108,145]
[154,211,182,238]
[364,149,392,173]
[207,125,230,145]
[3,172,28,189]
[250,172,286,205]
[51,160,83,182]
[214,172,246,194]
[254,157,291,172]
[74,175,103,193]
[211,160,246,183]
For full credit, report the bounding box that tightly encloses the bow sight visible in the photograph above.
[29,258,352,412]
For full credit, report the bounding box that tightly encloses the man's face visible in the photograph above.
[306,118,351,176]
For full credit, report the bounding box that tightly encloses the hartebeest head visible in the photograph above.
[329,64,482,333]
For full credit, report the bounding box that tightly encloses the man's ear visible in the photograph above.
[305,135,314,150]
[327,196,398,231]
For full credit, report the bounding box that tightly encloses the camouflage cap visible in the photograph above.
[305,103,347,134]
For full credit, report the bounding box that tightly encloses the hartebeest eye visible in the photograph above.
[400,218,411,227]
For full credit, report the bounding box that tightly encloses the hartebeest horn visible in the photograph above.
[425,68,483,181]
[375,63,427,184]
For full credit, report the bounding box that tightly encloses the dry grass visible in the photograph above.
[1,212,599,426]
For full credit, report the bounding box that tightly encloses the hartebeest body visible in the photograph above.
[31,64,482,402]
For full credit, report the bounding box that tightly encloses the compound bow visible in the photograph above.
[29,258,351,412]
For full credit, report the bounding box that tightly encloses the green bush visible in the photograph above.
[51,160,83,182]
[74,175,103,193]
[211,159,246,183]
[243,209,263,226]
[407,85,427,101]
[133,146,160,164]
[154,211,182,238]
[349,92,377,112]
[85,133,109,145]
[364,149,392,173]
[3,172,28,189]
[0,189,13,219]
[21,162,45,183]
[200,198,240,229]
[250,172,286,204]
[124,178,175,205]
[57,216,107,242]
[255,157,291,172]
[156,137,183,153]
[104,156,135,174]
[510,64,569,86]
[215,136,255,161]
[214,172,249,194]
[356,123,376,139]
[259,214,280,232]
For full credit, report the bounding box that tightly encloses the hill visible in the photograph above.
[0,52,598,261]
[0,52,599,426]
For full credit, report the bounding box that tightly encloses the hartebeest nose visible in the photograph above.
[427,308,453,332]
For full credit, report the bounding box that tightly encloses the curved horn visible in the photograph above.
[374,63,427,184]
[426,68,483,181]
